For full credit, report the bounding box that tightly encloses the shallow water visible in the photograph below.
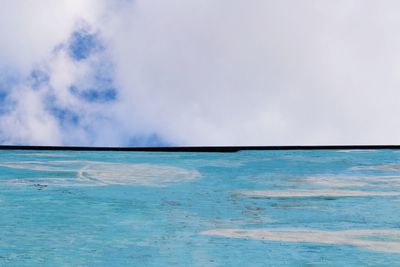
[1,149,400,266]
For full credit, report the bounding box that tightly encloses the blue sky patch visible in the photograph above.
[0,91,6,102]
[51,107,80,126]
[70,85,118,103]
[29,69,49,90]
[0,74,17,115]
[0,91,16,115]
[44,94,80,126]
[128,134,170,147]
[0,91,7,114]
[0,70,23,91]
[65,28,118,104]
[81,88,117,102]
[69,30,99,61]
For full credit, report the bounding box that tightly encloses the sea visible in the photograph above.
[1,149,400,266]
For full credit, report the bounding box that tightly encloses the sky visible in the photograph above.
[1,0,400,146]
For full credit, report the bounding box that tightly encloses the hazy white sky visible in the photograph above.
[1,0,400,146]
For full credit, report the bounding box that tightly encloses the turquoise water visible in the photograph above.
[1,149,400,266]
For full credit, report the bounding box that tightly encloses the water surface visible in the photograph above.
[1,149,400,266]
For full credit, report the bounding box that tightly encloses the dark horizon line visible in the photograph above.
[1,145,400,152]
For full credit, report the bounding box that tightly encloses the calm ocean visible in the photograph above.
[1,149,400,266]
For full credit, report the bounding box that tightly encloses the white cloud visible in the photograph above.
[2,0,400,146]
[103,0,400,145]
[1,87,62,145]
[0,0,100,73]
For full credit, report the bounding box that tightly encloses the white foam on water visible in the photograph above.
[201,228,400,253]
[238,189,400,198]
[77,162,201,186]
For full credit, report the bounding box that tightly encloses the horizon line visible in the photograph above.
[1,145,400,152]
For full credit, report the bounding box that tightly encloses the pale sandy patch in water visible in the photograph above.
[238,189,400,198]
[0,161,91,172]
[15,153,73,157]
[301,178,369,187]
[0,162,71,171]
[77,162,200,186]
[337,149,377,153]
[352,165,400,171]
[201,228,400,253]
[1,178,96,187]
[302,175,400,188]
[0,161,200,187]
